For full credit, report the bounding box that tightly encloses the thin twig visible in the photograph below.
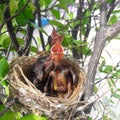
[107,0,115,22]
[23,23,34,56]
[84,0,95,41]
[5,43,12,59]
[37,2,46,51]
[95,61,120,84]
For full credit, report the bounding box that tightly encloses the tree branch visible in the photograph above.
[84,0,95,40]
[100,0,107,27]
[37,1,46,51]
[107,0,115,22]
[72,0,84,59]
[23,0,38,55]
[85,20,120,100]
[4,5,23,56]
[23,23,34,56]
[0,0,9,4]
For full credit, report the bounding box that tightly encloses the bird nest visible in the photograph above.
[8,54,86,119]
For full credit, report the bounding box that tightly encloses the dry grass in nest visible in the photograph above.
[8,55,86,119]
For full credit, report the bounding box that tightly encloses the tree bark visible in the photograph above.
[85,20,120,101]
[72,0,84,59]
[4,5,23,56]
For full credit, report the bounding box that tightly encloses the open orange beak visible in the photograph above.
[50,40,64,61]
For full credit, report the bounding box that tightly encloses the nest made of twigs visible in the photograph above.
[8,54,86,119]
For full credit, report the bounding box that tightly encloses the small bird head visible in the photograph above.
[50,29,64,65]
[50,28,63,46]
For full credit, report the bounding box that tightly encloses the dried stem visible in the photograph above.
[37,1,46,51]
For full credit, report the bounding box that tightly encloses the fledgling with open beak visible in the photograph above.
[48,29,73,98]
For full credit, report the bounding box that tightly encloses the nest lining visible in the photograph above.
[8,55,86,119]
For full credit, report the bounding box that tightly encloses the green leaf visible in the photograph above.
[49,20,64,28]
[0,34,9,45]
[82,46,92,55]
[72,40,81,45]
[112,9,120,14]
[102,115,110,120]
[18,0,25,8]
[51,9,60,19]
[104,65,113,73]
[106,0,112,4]
[100,65,113,74]
[19,114,48,120]
[0,80,9,96]
[0,4,5,23]
[58,0,73,5]
[28,2,36,13]
[109,78,116,87]
[107,78,116,94]
[71,20,80,28]
[15,10,28,26]
[81,26,86,35]
[108,15,118,25]
[88,117,93,120]
[117,89,120,92]
[2,37,11,49]
[62,34,72,47]
[28,21,48,36]
[94,85,98,93]
[112,92,120,99]
[44,0,52,6]
[0,57,9,80]
[23,7,34,20]
[92,2,100,10]
[82,9,91,25]
[9,0,18,16]
[0,104,20,120]
[115,70,120,78]
[0,36,15,51]
[17,38,24,45]
[85,9,91,17]
[108,79,114,93]
[114,36,120,40]
[68,12,74,20]
[15,0,34,26]
[19,114,36,120]
[71,40,91,55]
[0,80,8,86]
[0,47,5,51]
[36,36,41,47]
[39,116,48,120]
[30,46,37,52]
[46,44,50,51]
[40,0,52,8]
[55,3,68,12]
